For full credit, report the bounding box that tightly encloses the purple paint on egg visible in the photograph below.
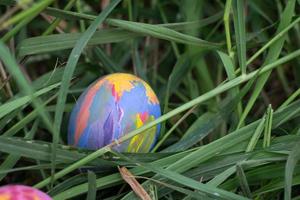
[68,73,161,152]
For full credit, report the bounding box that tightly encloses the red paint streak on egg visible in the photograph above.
[111,84,120,101]
[74,79,105,145]
[139,112,149,123]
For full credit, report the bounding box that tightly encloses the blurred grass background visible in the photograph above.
[1,0,300,199]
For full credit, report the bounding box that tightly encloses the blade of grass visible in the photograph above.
[93,47,120,73]
[222,163,300,191]
[34,48,300,189]
[126,0,147,80]
[0,164,53,175]
[165,98,300,175]
[160,54,191,140]
[48,174,87,196]
[1,0,54,42]
[164,71,257,152]
[162,98,234,152]
[86,171,97,200]
[131,39,146,80]
[247,16,300,65]
[112,151,249,200]
[0,82,60,119]
[276,67,292,95]
[207,166,236,186]
[182,0,213,101]
[0,42,56,142]
[0,0,50,30]
[0,119,39,181]
[53,134,300,199]
[75,0,86,31]
[106,19,222,49]
[254,175,300,196]
[17,29,137,57]
[118,166,152,200]
[233,0,247,74]
[218,51,243,123]
[218,51,236,80]
[42,0,77,36]
[157,1,180,58]
[147,184,158,200]
[0,135,113,166]
[237,0,296,128]
[35,47,300,188]
[2,95,59,137]
[248,1,273,24]
[0,0,17,6]
[43,7,222,31]
[34,147,111,188]
[17,13,223,57]
[284,141,300,200]
[51,0,121,187]
[0,64,84,134]
[278,87,300,111]
[236,163,252,198]
[263,105,273,148]
[51,149,194,198]
[152,105,196,152]
[224,0,233,56]
[245,114,266,152]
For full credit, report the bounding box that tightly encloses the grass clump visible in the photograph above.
[1,0,300,199]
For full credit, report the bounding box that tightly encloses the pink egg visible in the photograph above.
[0,185,52,200]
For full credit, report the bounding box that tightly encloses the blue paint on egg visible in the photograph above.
[68,73,161,152]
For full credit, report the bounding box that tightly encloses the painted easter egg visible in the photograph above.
[68,73,161,152]
[0,185,52,200]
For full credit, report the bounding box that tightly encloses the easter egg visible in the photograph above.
[68,73,161,152]
[0,185,52,200]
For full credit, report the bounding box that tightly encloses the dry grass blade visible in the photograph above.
[118,166,152,200]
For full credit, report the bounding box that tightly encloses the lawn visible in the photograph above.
[0,0,300,199]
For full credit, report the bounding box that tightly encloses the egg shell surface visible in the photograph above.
[68,73,161,152]
[0,185,52,200]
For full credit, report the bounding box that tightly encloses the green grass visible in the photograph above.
[0,0,300,199]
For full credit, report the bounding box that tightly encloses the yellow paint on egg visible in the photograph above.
[0,193,10,200]
[142,82,159,104]
[105,73,136,99]
[104,73,159,104]
[127,114,157,152]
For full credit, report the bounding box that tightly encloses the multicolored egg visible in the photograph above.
[0,185,52,200]
[68,73,161,152]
